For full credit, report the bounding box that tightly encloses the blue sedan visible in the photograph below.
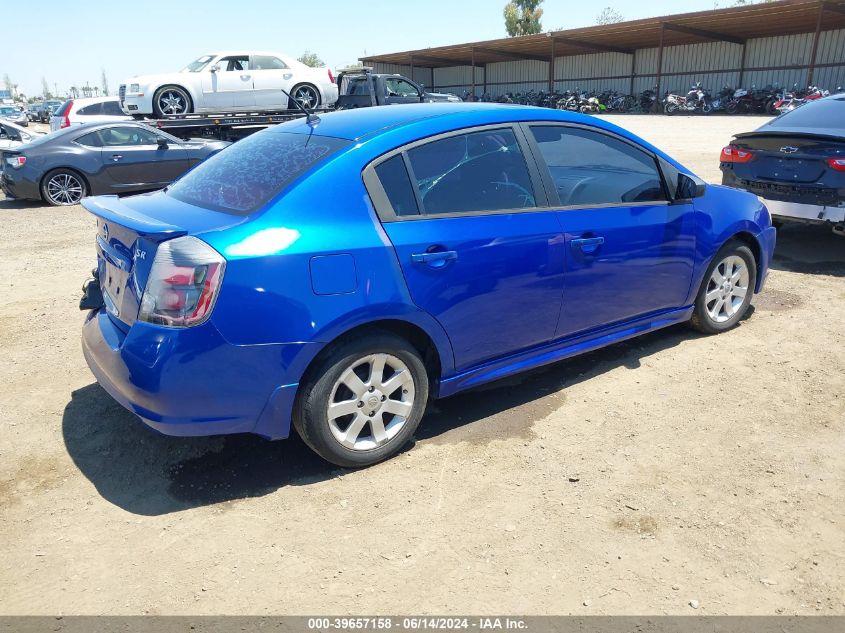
[79,103,776,467]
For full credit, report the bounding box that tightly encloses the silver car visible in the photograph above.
[0,105,28,127]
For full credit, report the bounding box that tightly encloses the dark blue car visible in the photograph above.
[80,103,776,467]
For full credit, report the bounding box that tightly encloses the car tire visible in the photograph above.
[289,84,321,110]
[152,85,192,117]
[293,332,429,468]
[40,168,88,206]
[689,240,756,335]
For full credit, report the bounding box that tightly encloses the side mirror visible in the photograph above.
[677,173,706,199]
[210,64,219,73]
[156,137,168,149]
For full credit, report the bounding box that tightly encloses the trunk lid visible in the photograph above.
[82,192,245,329]
[728,132,845,186]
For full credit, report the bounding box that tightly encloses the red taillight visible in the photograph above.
[4,155,26,169]
[61,100,73,129]
[827,157,845,172]
[138,236,225,327]
[328,68,335,84]
[720,145,754,164]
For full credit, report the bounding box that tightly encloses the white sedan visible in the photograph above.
[0,121,44,151]
[119,51,339,118]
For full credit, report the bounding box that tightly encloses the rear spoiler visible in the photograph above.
[734,127,845,143]
[82,195,187,238]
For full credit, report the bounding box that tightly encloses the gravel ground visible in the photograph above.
[0,114,843,615]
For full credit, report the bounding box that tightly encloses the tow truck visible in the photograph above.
[140,68,461,141]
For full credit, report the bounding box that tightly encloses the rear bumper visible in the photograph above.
[763,198,845,225]
[0,170,40,201]
[81,309,310,439]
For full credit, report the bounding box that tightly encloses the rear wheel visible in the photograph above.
[153,85,192,117]
[289,84,321,110]
[665,102,678,115]
[294,333,429,467]
[41,169,87,206]
[689,241,756,334]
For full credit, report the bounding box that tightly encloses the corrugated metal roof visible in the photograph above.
[361,0,845,68]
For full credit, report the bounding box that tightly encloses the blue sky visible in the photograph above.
[7,0,728,98]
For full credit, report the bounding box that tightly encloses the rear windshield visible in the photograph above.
[166,130,351,214]
[769,97,845,130]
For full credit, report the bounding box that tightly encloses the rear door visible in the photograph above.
[365,125,565,371]
[251,54,295,109]
[383,77,423,105]
[525,123,696,338]
[97,126,191,190]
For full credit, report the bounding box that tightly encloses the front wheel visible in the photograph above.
[665,103,678,115]
[294,333,430,467]
[152,85,192,117]
[41,169,87,206]
[689,241,756,334]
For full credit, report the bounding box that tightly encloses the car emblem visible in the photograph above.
[101,223,109,240]
[779,146,799,154]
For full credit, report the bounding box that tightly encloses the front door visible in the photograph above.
[98,126,191,190]
[251,54,295,109]
[383,77,423,105]
[201,55,255,111]
[368,126,565,371]
[525,124,696,338]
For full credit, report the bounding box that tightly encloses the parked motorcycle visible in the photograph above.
[664,82,712,114]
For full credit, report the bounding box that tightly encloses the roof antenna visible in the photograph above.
[281,89,320,127]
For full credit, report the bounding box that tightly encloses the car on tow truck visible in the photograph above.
[78,103,775,468]
[119,51,338,118]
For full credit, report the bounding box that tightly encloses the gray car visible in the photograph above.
[1,121,230,206]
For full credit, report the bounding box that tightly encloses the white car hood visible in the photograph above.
[124,72,191,87]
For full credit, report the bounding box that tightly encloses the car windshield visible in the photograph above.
[166,130,351,215]
[182,55,214,73]
[0,107,18,115]
[768,97,845,130]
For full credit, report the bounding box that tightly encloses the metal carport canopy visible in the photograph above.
[360,0,845,73]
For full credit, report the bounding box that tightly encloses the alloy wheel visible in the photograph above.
[705,255,750,323]
[293,86,319,109]
[158,90,188,115]
[46,173,84,205]
[327,353,416,451]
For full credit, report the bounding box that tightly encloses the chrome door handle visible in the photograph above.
[111,154,123,161]
[283,73,293,80]
[571,236,604,254]
[411,250,458,267]
[241,74,251,80]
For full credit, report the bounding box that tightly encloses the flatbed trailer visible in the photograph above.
[140,108,334,141]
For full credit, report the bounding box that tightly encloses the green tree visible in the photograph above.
[101,68,109,96]
[504,0,544,37]
[596,7,623,24]
[41,76,51,99]
[297,51,325,67]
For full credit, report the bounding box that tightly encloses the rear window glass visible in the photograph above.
[769,98,845,130]
[166,130,350,214]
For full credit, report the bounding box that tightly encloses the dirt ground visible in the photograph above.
[0,115,843,616]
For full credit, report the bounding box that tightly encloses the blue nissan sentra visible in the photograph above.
[80,103,776,467]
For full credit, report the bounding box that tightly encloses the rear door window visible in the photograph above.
[529,125,666,206]
[252,55,288,70]
[166,131,351,214]
[77,103,104,116]
[405,128,536,214]
[102,101,125,116]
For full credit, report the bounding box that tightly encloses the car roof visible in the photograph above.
[67,96,121,105]
[273,102,645,144]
